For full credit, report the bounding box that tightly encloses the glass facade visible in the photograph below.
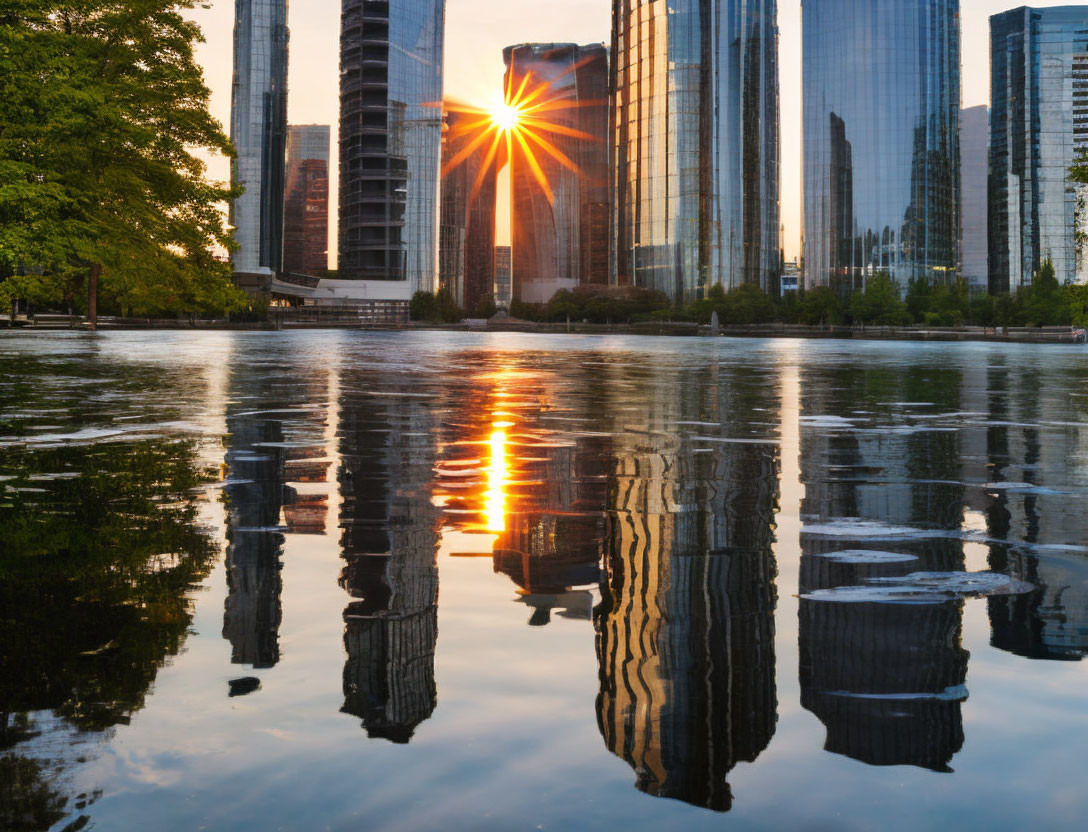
[960,106,989,293]
[495,245,512,308]
[505,43,610,305]
[611,0,781,303]
[439,110,496,312]
[990,6,1088,292]
[283,125,331,277]
[340,0,445,292]
[802,0,960,292]
[230,0,289,277]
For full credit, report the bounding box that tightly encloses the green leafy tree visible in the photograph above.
[546,289,580,322]
[435,288,463,323]
[848,272,907,325]
[410,290,437,321]
[0,1,245,325]
[471,295,497,319]
[969,291,996,328]
[798,286,843,326]
[1066,284,1088,328]
[905,277,933,323]
[1023,260,1071,327]
[719,283,777,325]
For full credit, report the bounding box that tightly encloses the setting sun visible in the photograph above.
[442,65,602,207]
[490,101,522,132]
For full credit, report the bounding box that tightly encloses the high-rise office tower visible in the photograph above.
[339,0,445,292]
[439,110,497,312]
[504,43,609,305]
[802,0,960,292]
[990,6,1088,292]
[230,0,289,287]
[960,106,989,294]
[283,125,331,276]
[494,245,512,308]
[611,1,781,302]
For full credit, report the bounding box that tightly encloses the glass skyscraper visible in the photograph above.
[283,125,331,277]
[802,0,960,292]
[505,43,610,305]
[340,0,445,292]
[611,0,781,302]
[990,6,1088,292]
[960,106,989,293]
[439,109,497,313]
[230,0,289,282]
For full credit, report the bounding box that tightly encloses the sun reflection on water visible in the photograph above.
[486,423,510,533]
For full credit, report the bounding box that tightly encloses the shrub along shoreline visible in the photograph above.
[412,262,1088,330]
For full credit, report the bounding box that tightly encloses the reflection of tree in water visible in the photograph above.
[0,439,218,830]
[594,390,780,813]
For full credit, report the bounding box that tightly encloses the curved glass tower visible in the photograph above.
[611,0,781,302]
[802,0,960,291]
[230,0,289,283]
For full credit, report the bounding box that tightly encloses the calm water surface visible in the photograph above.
[1,331,1086,831]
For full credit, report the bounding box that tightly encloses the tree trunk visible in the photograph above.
[88,264,100,331]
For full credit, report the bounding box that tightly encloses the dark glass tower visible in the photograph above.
[339,0,445,291]
[611,1,781,302]
[229,0,289,282]
[802,0,960,292]
[504,43,610,305]
[990,6,1088,293]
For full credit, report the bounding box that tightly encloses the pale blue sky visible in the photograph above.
[191,1,1079,265]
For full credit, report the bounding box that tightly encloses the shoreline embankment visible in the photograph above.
[2,315,1086,345]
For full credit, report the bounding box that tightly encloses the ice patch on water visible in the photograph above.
[981,482,1069,496]
[802,519,951,540]
[824,685,969,702]
[810,550,919,564]
[691,436,780,446]
[803,571,1035,604]
[800,416,858,427]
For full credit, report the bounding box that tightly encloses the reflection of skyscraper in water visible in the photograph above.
[492,432,609,627]
[223,368,332,670]
[798,367,970,772]
[979,364,1088,661]
[223,401,288,669]
[338,384,439,743]
[430,369,609,624]
[595,366,779,811]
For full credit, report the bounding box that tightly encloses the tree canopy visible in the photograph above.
[0,1,245,320]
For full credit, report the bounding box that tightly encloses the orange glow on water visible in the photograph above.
[486,425,509,533]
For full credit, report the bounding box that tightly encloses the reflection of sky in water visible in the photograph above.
[0,331,1086,830]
